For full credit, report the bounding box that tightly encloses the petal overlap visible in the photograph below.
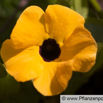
[58,25,97,72]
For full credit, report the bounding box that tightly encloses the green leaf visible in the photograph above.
[0,63,7,78]
[12,81,41,103]
[0,74,21,97]
[70,0,89,18]
[0,77,41,103]
[85,18,103,43]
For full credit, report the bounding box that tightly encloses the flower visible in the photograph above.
[0,4,97,96]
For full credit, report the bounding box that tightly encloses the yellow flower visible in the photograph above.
[0,5,97,96]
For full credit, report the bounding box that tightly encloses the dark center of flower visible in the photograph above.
[39,38,61,62]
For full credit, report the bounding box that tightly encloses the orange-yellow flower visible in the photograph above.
[0,5,97,96]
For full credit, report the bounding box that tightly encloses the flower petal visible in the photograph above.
[58,25,97,72]
[1,39,44,82]
[33,61,72,96]
[45,4,85,45]
[11,6,49,49]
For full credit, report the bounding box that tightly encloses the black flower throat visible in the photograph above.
[39,38,61,62]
